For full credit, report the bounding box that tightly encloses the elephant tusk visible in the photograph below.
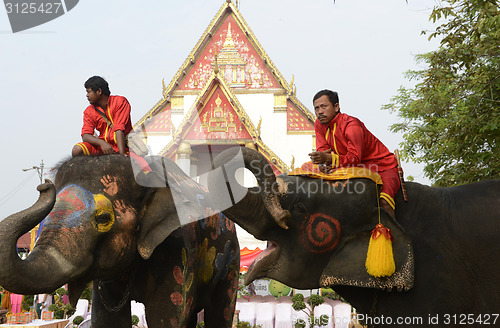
[275,210,291,230]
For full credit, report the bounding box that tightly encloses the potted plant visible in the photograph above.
[131,314,140,328]
[72,315,84,327]
[292,293,330,328]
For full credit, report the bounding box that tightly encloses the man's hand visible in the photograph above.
[99,140,115,154]
[82,133,116,154]
[318,163,333,174]
[308,149,332,165]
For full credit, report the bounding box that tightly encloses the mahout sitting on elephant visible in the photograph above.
[208,147,500,328]
[0,154,239,328]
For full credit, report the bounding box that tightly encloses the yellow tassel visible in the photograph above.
[365,223,395,277]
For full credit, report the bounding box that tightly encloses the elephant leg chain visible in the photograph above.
[98,266,136,312]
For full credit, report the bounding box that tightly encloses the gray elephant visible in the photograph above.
[0,155,240,328]
[208,147,500,328]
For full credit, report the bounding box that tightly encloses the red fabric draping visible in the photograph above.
[240,247,263,273]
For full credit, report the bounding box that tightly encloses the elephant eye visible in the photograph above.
[95,212,112,225]
[93,194,115,232]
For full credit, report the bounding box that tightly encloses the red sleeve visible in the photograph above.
[81,107,96,137]
[109,96,131,132]
[338,122,364,166]
[314,120,331,152]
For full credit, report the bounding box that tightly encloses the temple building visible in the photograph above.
[134,0,315,185]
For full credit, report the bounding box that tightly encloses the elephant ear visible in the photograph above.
[136,157,208,260]
[320,209,414,291]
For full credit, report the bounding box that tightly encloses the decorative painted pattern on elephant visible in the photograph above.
[46,185,94,228]
[199,211,236,240]
[170,226,239,327]
[301,212,341,254]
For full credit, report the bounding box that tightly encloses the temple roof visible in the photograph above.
[160,72,290,174]
[134,0,314,130]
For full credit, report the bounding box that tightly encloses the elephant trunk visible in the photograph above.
[208,147,290,237]
[0,182,69,294]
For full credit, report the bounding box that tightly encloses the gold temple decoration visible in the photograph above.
[288,74,296,96]
[257,116,262,136]
[245,142,257,151]
[213,44,220,74]
[274,94,287,112]
[201,93,237,133]
[171,96,184,113]
[216,22,246,87]
[177,142,192,156]
[290,155,295,171]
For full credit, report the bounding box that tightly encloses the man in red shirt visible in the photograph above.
[72,76,133,157]
[308,89,400,218]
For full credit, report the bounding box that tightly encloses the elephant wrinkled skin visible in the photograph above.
[0,155,239,328]
[208,147,500,328]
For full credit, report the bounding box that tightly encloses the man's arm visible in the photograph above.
[115,130,126,155]
[339,123,364,166]
[109,97,131,155]
[82,133,114,154]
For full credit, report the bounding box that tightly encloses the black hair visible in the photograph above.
[84,76,111,96]
[313,89,339,107]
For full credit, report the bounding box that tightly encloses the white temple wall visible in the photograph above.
[237,93,314,170]
[146,135,172,155]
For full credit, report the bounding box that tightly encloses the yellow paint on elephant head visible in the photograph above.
[92,194,115,232]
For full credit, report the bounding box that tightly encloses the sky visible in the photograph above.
[0,0,441,223]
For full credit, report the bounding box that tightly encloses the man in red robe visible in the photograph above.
[308,89,400,217]
[72,76,133,157]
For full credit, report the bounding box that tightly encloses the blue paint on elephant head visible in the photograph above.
[44,185,95,229]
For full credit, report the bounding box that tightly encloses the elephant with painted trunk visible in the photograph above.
[0,154,239,328]
[208,147,500,327]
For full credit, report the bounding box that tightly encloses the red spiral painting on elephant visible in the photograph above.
[302,213,341,254]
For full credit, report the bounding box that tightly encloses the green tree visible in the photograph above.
[384,0,499,186]
[291,293,329,328]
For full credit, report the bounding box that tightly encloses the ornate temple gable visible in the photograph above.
[184,85,252,141]
[134,0,314,130]
[158,73,257,157]
[178,16,281,91]
[158,73,289,174]
[141,103,172,135]
[287,99,315,134]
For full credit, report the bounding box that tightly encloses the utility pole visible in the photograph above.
[22,160,44,184]
[22,160,45,252]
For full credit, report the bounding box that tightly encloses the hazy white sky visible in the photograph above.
[0,0,440,221]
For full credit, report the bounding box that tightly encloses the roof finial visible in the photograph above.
[226,0,231,3]
[289,74,295,96]
[213,44,219,74]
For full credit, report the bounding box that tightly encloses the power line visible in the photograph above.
[0,171,37,207]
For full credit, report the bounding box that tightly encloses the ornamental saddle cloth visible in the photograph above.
[289,161,383,185]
